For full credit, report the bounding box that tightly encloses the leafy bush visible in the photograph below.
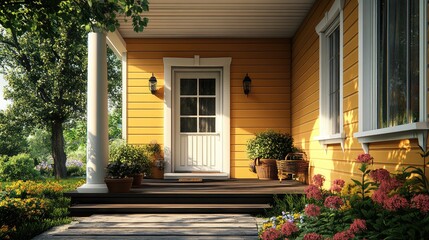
[35,160,54,177]
[66,159,85,177]
[246,130,294,160]
[109,140,151,176]
[259,153,429,239]
[0,179,84,240]
[0,154,40,181]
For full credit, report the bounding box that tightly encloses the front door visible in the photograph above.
[173,70,222,172]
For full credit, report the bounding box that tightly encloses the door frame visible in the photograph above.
[163,56,231,179]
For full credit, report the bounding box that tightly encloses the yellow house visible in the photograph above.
[78,0,429,192]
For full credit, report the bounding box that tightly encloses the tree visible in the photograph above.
[0,1,148,178]
[0,108,28,156]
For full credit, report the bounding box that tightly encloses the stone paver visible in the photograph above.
[33,214,260,239]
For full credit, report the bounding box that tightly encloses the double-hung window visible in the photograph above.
[315,0,345,151]
[355,0,428,152]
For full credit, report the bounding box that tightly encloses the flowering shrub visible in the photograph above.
[0,179,84,240]
[66,159,85,177]
[259,153,429,239]
[35,160,54,177]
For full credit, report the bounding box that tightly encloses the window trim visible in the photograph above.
[315,0,345,152]
[355,0,428,153]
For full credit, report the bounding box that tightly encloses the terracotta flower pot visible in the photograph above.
[132,173,144,186]
[105,177,134,193]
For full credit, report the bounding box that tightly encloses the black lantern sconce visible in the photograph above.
[149,73,157,94]
[243,73,251,96]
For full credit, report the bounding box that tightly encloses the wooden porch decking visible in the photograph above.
[66,179,307,216]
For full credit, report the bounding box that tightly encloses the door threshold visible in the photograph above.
[164,172,229,180]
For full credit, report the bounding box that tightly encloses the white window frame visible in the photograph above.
[315,0,346,152]
[354,0,429,153]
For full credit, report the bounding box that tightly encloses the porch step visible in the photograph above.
[69,203,271,216]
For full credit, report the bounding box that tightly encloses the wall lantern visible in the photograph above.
[149,73,157,94]
[243,73,251,96]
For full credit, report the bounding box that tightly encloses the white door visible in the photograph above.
[173,71,222,172]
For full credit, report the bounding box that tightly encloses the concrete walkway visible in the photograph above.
[33,214,261,239]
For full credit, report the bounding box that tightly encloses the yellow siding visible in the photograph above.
[291,0,427,187]
[126,38,291,178]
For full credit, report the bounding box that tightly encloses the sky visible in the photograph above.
[0,74,11,110]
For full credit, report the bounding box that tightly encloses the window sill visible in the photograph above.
[315,133,346,152]
[354,122,429,153]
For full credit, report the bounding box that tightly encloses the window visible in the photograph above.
[315,0,345,151]
[355,0,429,153]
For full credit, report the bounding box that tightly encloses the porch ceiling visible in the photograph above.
[118,0,315,38]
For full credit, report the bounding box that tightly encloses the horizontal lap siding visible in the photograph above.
[126,38,291,178]
[292,0,427,187]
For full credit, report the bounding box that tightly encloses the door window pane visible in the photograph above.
[181,117,197,132]
[180,79,197,95]
[199,118,216,132]
[180,98,197,115]
[199,79,216,95]
[199,98,215,116]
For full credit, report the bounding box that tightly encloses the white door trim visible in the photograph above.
[163,56,231,179]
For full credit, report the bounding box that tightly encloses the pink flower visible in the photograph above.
[370,169,391,183]
[280,221,299,236]
[312,174,325,187]
[349,219,366,234]
[379,178,402,193]
[305,185,323,200]
[333,179,345,188]
[303,233,324,240]
[411,194,429,213]
[304,204,321,217]
[371,189,388,205]
[324,196,344,209]
[261,228,282,240]
[330,184,342,193]
[356,153,373,164]
[383,194,409,211]
[333,230,355,240]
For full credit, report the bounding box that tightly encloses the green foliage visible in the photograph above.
[266,194,306,217]
[109,140,151,176]
[0,178,84,240]
[246,130,294,160]
[109,107,122,140]
[27,128,52,163]
[0,110,28,156]
[0,154,40,181]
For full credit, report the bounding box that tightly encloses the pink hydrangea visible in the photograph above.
[303,232,324,240]
[370,169,391,183]
[371,189,388,205]
[333,230,355,240]
[281,221,299,236]
[356,153,373,164]
[312,174,325,187]
[261,228,282,240]
[333,179,345,187]
[383,194,409,211]
[304,204,321,217]
[324,196,344,209]
[305,185,323,200]
[349,219,366,234]
[411,194,429,213]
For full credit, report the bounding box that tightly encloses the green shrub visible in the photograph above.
[246,130,294,160]
[109,140,151,176]
[0,154,40,181]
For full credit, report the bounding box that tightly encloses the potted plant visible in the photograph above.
[144,142,165,179]
[246,130,294,180]
[109,140,151,186]
[105,160,134,193]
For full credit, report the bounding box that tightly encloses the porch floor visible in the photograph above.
[66,179,307,216]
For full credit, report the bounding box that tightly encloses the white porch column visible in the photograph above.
[77,32,109,193]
